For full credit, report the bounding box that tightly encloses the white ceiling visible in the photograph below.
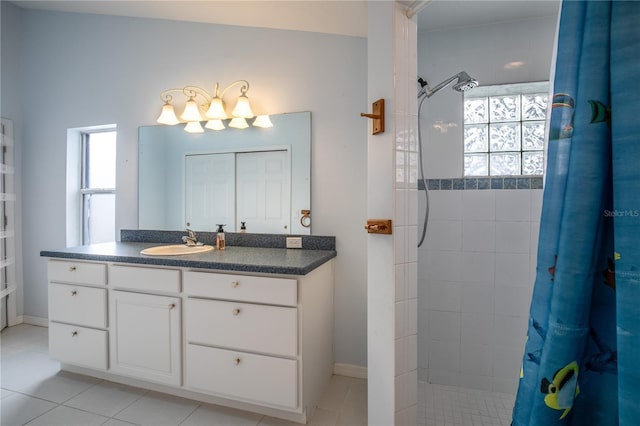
[11,1,369,37]
[418,1,560,33]
[11,0,560,37]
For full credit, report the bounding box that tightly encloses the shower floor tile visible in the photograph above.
[418,381,515,426]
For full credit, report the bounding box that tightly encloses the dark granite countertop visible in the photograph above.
[40,242,336,275]
[41,241,337,276]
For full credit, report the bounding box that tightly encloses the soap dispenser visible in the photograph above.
[216,224,226,250]
[240,222,247,233]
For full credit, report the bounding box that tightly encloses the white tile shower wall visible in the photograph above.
[418,189,542,394]
[393,3,419,424]
[416,12,557,396]
[367,3,417,424]
[367,1,398,420]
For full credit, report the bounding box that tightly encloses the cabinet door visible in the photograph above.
[109,291,181,386]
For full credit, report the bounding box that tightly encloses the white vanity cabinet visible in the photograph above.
[46,255,334,424]
[47,260,108,370]
[182,263,334,420]
[184,272,300,408]
[108,265,182,386]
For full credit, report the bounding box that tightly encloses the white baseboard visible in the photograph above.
[9,315,22,327]
[334,363,367,379]
[21,315,49,327]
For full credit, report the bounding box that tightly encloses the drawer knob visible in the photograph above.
[69,266,77,272]
[234,357,241,365]
[232,308,241,316]
[232,281,240,288]
[169,303,176,310]
[71,290,78,296]
[71,331,78,337]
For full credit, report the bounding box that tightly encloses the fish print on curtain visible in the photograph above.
[512,1,640,425]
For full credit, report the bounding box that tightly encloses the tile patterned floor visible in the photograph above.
[2,324,515,425]
[1,324,366,426]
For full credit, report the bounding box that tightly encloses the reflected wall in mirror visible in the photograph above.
[139,112,311,234]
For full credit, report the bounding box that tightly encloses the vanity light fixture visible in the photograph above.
[231,93,254,118]
[184,121,205,133]
[204,119,225,131]
[157,100,181,125]
[229,117,249,129]
[206,96,227,120]
[156,80,271,131]
[180,96,204,122]
[253,115,274,128]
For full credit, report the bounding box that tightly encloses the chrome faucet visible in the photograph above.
[182,229,198,246]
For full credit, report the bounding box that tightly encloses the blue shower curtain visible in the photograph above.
[512,1,640,425]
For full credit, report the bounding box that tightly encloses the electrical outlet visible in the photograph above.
[286,237,303,249]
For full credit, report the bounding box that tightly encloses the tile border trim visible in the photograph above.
[419,176,543,191]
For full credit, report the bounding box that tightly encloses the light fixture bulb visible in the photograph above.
[184,121,204,133]
[231,94,254,119]
[157,103,180,125]
[205,120,225,130]
[252,115,273,128]
[181,98,204,122]
[205,97,227,120]
[229,117,249,129]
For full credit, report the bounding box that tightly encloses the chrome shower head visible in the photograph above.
[452,71,478,92]
[418,71,478,98]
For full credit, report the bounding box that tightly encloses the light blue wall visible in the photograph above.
[0,2,23,120]
[1,1,25,319]
[12,7,368,366]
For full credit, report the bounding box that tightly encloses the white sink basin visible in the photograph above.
[140,244,214,256]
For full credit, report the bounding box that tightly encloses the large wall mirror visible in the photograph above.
[139,111,311,234]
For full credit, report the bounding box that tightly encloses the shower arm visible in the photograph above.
[421,74,460,98]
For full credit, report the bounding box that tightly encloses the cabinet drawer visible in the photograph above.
[109,265,181,293]
[186,298,297,357]
[48,260,106,286]
[184,271,297,306]
[185,344,297,409]
[49,283,107,328]
[49,322,108,370]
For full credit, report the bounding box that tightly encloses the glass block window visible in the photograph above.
[463,82,549,176]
